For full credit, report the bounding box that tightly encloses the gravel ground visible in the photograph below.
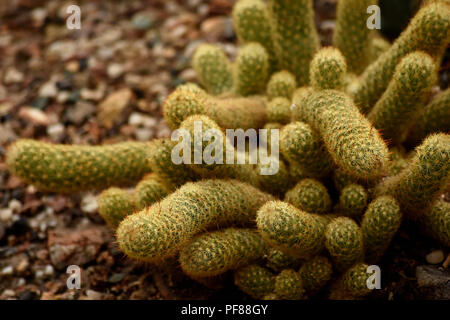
[0,0,448,300]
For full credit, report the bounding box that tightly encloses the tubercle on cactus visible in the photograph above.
[367,51,437,143]
[300,90,389,179]
[192,43,233,95]
[274,269,305,300]
[352,1,450,112]
[179,228,267,278]
[266,70,297,100]
[116,179,274,263]
[334,184,368,218]
[420,200,450,247]
[234,264,276,299]
[298,256,333,295]
[162,83,267,130]
[267,97,292,124]
[266,248,301,272]
[5,139,151,193]
[329,263,372,299]
[374,133,450,219]
[267,0,320,86]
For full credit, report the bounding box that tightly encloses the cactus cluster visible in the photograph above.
[5,0,450,300]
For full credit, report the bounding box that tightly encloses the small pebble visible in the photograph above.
[47,123,65,141]
[426,250,445,265]
[1,265,14,275]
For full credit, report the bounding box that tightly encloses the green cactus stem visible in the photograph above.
[98,187,135,229]
[274,269,305,300]
[284,179,332,214]
[267,97,292,124]
[335,184,368,218]
[299,256,333,295]
[420,200,450,247]
[234,264,276,299]
[310,47,347,90]
[266,70,297,100]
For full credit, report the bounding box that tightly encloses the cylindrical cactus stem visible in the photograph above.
[335,184,368,218]
[179,228,267,278]
[369,36,391,62]
[163,84,267,130]
[361,196,402,263]
[257,158,293,196]
[284,179,332,215]
[98,187,135,229]
[375,134,450,219]
[341,263,372,298]
[352,1,450,112]
[256,200,328,258]
[333,0,378,74]
[267,0,320,86]
[147,139,199,187]
[290,86,314,123]
[232,0,278,72]
[234,264,276,299]
[387,147,409,176]
[134,173,171,210]
[234,42,269,96]
[266,70,297,100]
[420,200,450,247]
[406,88,450,146]
[301,90,389,179]
[6,139,151,193]
[192,44,233,95]
[325,217,364,272]
[332,168,360,192]
[274,269,305,300]
[299,256,333,295]
[368,52,437,143]
[280,122,334,179]
[266,248,302,272]
[117,179,274,263]
[267,97,292,124]
[177,115,260,187]
[310,47,347,90]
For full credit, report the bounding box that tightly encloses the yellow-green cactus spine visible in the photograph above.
[98,187,135,229]
[163,84,267,130]
[274,269,305,300]
[406,88,450,146]
[284,179,332,214]
[232,0,277,72]
[310,47,347,90]
[352,1,450,112]
[266,248,301,272]
[6,139,151,193]
[192,44,233,95]
[361,196,402,262]
[421,200,450,247]
[266,70,297,100]
[301,90,389,179]
[147,139,199,187]
[335,184,368,218]
[267,0,320,86]
[256,201,327,258]
[179,228,267,278]
[325,217,364,272]
[299,256,333,295]
[234,42,269,96]
[333,0,378,74]
[267,97,291,124]
[117,179,274,263]
[134,173,171,210]
[280,122,334,179]
[368,52,437,143]
[234,264,276,299]
[375,134,450,219]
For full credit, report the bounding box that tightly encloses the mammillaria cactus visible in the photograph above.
[274,269,305,300]
[299,256,333,295]
[117,179,273,263]
[335,184,368,218]
[309,47,347,90]
[266,97,292,124]
[368,51,437,143]
[180,228,267,278]
[266,70,297,100]
[234,264,276,299]
[192,44,233,95]
[284,179,332,214]
[6,140,151,192]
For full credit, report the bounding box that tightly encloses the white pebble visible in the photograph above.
[426,250,445,264]
[1,266,14,275]
[0,208,13,222]
[44,265,54,276]
[47,123,65,141]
